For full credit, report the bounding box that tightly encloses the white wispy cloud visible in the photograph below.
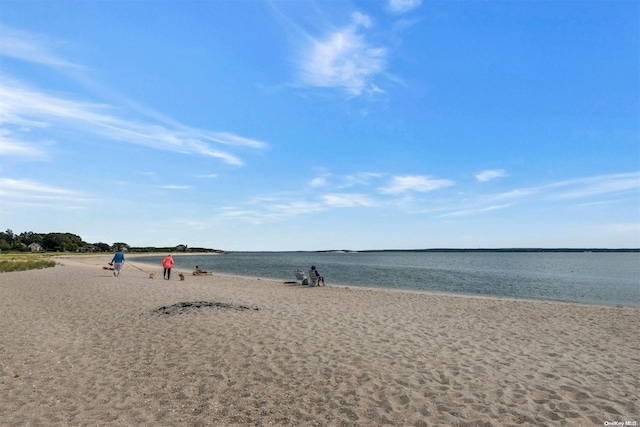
[0,133,48,159]
[0,178,76,195]
[452,171,640,218]
[441,204,511,218]
[323,193,376,208]
[160,185,192,190]
[216,208,267,225]
[379,175,455,194]
[487,188,541,202]
[206,170,640,226]
[388,0,423,14]
[338,172,382,188]
[475,169,507,183]
[310,176,328,187]
[0,24,82,69]
[211,178,383,224]
[296,12,387,96]
[204,132,267,149]
[485,172,639,203]
[577,198,636,208]
[0,78,267,166]
[0,27,268,166]
[546,172,640,200]
[351,11,373,28]
[268,201,323,216]
[0,178,89,207]
[213,172,453,224]
[216,200,323,224]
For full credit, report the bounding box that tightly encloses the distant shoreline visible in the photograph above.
[235,248,640,253]
[351,248,640,253]
[127,248,640,255]
[22,248,639,256]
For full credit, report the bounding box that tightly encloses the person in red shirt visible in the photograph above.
[162,254,174,280]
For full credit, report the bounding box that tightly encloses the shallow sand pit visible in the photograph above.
[153,301,260,316]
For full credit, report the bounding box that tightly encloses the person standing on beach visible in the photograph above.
[110,247,125,277]
[162,254,174,280]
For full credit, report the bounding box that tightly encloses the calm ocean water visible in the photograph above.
[133,251,640,307]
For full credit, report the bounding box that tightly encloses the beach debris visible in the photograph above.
[153,301,259,315]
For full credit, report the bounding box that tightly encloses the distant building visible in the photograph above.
[79,245,98,252]
[29,243,42,252]
[175,244,188,252]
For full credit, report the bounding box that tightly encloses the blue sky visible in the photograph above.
[1,0,638,251]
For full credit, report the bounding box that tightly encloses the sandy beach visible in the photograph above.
[1,255,638,426]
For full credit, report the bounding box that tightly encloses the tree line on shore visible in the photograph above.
[0,229,222,254]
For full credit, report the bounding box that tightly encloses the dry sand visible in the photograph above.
[0,254,638,427]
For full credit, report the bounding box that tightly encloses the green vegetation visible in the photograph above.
[0,229,223,254]
[0,253,57,273]
[0,227,226,273]
[0,229,92,252]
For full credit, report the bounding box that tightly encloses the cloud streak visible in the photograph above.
[0,132,48,159]
[440,204,511,218]
[188,170,639,225]
[379,175,455,194]
[485,172,640,203]
[323,193,376,208]
[160,185,192,190]
[443,171,640,218]
[546,172,640,200]
[0,178,90,208]
[0,27,268,166]
[0,78,267,166]
[388,0,423,14]
[0,24,82,69]
[216,200,323,225]
[476,169,507,183]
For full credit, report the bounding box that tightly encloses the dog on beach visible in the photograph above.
[149,272,156,279]
[178,273,185,281]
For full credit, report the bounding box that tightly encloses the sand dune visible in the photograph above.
[1,254,638,426]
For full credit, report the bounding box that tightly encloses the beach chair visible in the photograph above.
[307,270,318,287]
[295,269,308,285]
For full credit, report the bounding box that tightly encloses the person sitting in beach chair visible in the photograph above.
[308,265,325,287]
[295,268,308,285]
